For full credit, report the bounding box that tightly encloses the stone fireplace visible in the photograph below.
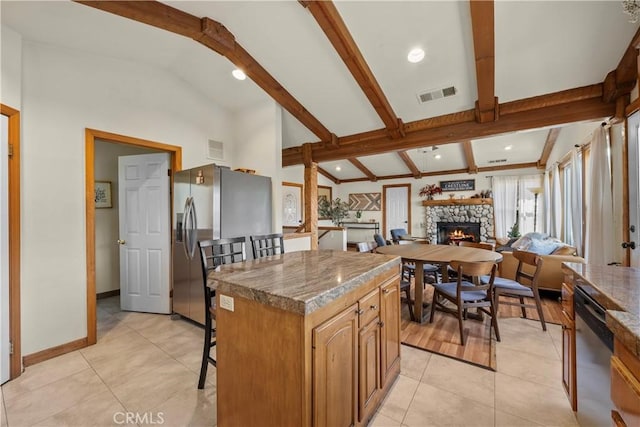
[424,200,494,244]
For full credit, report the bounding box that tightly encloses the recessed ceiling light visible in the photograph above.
[407,48,425,63]
[504,145,513,151]
[335,166,341,171]
[232,69,246,80]
[434,154,442,159]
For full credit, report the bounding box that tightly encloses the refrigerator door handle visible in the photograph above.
[182,197,192,259]
[189,198,198,259]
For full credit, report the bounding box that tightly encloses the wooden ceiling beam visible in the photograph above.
[462,141,478,174]
[397,151,421,179]
[338,161,539,183]
[75,0,332,142]
[602,26,640,103]
[348,158,377,181]
[470,0,497,123]
[318,167,340,184]
[301,1,403,138]
[283,84,614,166]
[537,128,561,168]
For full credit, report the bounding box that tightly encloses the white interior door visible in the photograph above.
[1,114,9,383]
[628,112,640,267]
[384,185,410,239]
[118,153,171,313]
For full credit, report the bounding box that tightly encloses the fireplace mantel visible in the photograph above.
[422,198,493,207]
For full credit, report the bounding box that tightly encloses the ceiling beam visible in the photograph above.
[75,0,333,142]
[602,26,640,103]
[318,167,340,184]
[300,1,403,138]
[537,128,561,168]
[462,141,478,173]
[338,161,539,183]
[348,158,377,181]
[283,84,614,166]
[469,0,497,123]
[397,151,421,179]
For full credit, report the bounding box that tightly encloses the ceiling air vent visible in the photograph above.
[487,158,508,164]
[417,86,457,104]
[207,139,224,160]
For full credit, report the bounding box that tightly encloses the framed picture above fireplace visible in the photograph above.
[440,179,475,192]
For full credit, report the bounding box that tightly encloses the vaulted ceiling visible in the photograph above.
[3,1,639,182]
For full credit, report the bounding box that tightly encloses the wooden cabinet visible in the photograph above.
[313,303,359,427]
[217,264,401,427]
[560,277,577,411]
[611,339,640,427]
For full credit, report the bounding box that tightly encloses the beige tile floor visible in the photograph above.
[1,297,578,427]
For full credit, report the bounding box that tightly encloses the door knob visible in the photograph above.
[621,241,636,250]
[117,239,126,245]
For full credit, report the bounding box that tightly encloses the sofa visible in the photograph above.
[496,233,586,292]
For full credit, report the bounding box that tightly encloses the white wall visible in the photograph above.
[16,40,238,355]
[94,141,159,294]
[1,27,22,109]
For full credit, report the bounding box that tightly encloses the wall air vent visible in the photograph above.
[207,139,224,160]
[417,86,457,104]
[487,158,508,164]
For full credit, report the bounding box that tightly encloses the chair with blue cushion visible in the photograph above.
[373,233,414,320]
[482,249,546,331]
[373,233,388,247]
[389,228,439,283]
[389,228,410,244]
[430,260,500,346]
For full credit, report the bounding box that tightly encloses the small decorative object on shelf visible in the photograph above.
[419,184,442,200]
[449,194,455,200]
[355,209,363,222]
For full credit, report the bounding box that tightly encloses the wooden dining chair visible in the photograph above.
[197,236,247,389]
[250,233,284,259]
[429,260,501,346]
[482,249,547,331]
[458,240,495,251]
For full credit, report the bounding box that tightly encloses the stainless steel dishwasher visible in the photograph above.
[574,284,614,427]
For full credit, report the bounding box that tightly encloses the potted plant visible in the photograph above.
[355,209,363,222]
[419,184,443,200]
[318,197,350,226]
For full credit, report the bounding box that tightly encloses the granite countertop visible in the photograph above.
[208,250,401,315]
[564,262,640,356]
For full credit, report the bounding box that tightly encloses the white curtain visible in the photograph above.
[585,126,614,265]
[492,176,519,238]
[543,170,552,234]
[517,175,544,235]
[570,150,583,255]
[548,164,562,238]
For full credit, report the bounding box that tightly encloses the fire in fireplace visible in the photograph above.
[437,222,481,245]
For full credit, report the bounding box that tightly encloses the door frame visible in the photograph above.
[85,129,181,345]
[382,184,412,238]
[1,104,21,379]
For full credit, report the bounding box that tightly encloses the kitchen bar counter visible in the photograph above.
[212,249,403,427]
[563,263,640,356]
[208,249,400,315]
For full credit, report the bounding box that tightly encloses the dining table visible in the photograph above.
[375,243,503,323]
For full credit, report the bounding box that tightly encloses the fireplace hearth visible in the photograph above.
[437,222,481,245]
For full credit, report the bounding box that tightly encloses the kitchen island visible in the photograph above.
[562,263,640,426]
[209,250,402,427]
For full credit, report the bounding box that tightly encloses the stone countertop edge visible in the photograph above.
[564,262,640,357]
[215,256,401,316]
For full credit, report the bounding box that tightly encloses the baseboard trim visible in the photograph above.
[22,337,88,367]
[97,289,120,300]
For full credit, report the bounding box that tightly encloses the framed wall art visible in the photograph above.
[282,182,303,226]
[318,185,332,219]
[95,181,112,209]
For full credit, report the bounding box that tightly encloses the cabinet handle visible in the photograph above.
[356,309,364,315]
[379,321,384,327]
[370,305,378,310]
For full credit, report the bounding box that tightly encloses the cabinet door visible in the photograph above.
[561,310,577,411]
[358,318,381,423]
[380,279,401,383]
[313,304,358,427]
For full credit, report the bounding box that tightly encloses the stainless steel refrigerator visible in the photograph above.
[172,164,272,324]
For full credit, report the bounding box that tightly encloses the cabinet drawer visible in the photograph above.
[561,282,574,319]
[611,356,640,427]
[359,288,380,327]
